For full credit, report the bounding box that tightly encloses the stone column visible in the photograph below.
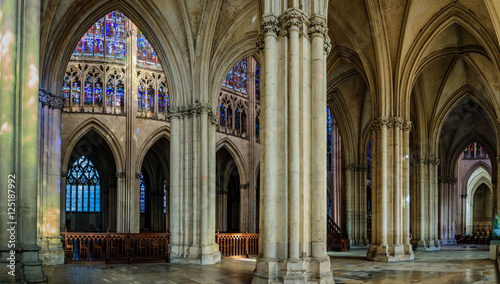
[168,104,220,264]
[253,9,333,283]
[345,164,368,247]
[117,22,139,233]
[37,91,65,265]
[411,157,440,251]
[0,0,47,282]
[367,117,413,261]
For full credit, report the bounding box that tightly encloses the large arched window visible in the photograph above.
[66,156,101,212]
[64,10,169,117]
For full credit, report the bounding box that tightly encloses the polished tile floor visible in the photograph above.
[43,246,497,283]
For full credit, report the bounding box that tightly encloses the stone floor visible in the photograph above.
[43,246,497,283]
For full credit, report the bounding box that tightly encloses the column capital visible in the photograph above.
[308,16,327,38]
[280,9,307,36]
[50,94,65,110]
[370,116,389,132]
[116,172,126,178]
[402,120,412,132]
[261,17,280,36]
[411,156,426,165]
[239,183,250,189]
[388,117,403,129]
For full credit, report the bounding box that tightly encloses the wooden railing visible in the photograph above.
[215,232,259,259]
[327,216,350,251]
[61,231,259,262]
[61,232,169,263]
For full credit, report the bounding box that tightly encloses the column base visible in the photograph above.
[438,238,457,246]
[411,239,440,251]
[367,243,414,261]
[169,243,221,265]
[19,245,48,283]
[253,256,334,283]
[38,236,64,265]
[349,239,369,248]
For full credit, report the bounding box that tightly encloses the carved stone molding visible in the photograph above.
[50,94,65,110]
[411,157,426,165]
[324,35,332,55]
[240,183,250,189]
[39,89,49,106]
[344,164,367,172]
[402,120,412,132]
[167,102,216,122]
[135,172,141,179]
[126,29,137,38]
[496,156,500,164]
[116,172,126,178]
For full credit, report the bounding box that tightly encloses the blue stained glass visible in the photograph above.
[83,187,89,212]
[236,109,241,130]
[255,63,260,100]
[219,104,226,126]
[66,185,71,212]
[95,78,103,106]
[77,185,83,212]
[163,180,167,214]
[224,69,233,88]
[166,93,170,110]
[72,81,81,105]
[327,105,332,144]
[140,173,146,213]
[256,117,260,137]
[84,78,93,105]
[71,185,77,212]
[158,88,165,112]
[106,79,114,107]
[147,88,154,111]
[95,38,104,56]
[116,82,124,107]
[89,185,95,212]
[95,185,100,212]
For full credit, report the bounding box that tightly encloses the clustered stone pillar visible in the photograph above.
[438,177,458,245]
[367,117,413,261]
[37,91,65,265]
[253,9,334,283]
[345,165,368,247]
[0,0,47,282]
[410,157,440,251]
[117,22,139,233]
[168,103,220,264]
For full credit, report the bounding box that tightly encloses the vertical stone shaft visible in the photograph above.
[288,16,300,261]
[402,121,411,247]
[310,16,327,258]
[262,18,279,260]
[169,114,181,255]
[200,112,208,245]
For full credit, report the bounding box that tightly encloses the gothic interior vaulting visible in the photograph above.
[4,0,500,283]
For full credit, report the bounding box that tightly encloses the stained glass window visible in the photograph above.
[327,105,333,171]
[255,116,260,138]
[73,10,126,59]
[140,172,146,213]
[72,79,81,106]
[223,58,248,94]
[255,63,260,100]
[235,109,241,131]
[66,156,101,212]
[163,180,167,214]
[158,82,166,112]
[220,103,226,126]
[137,30,159,66]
